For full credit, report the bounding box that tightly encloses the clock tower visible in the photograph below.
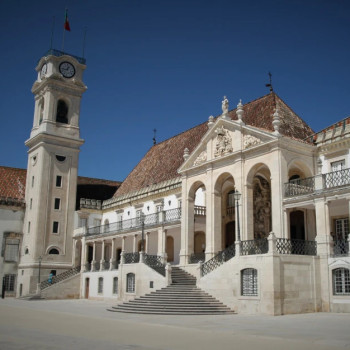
[17,50,87,296]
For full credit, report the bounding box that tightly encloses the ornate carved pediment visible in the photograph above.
[243,135,261,149]
[214,126,233,158]
[193,151,207,166]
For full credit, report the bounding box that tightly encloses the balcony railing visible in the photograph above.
[276,238,317,256]
[194,206,206,216]
[284,177,315,197]
[124,252,140,264]
[240,238,268,255]
[189,253,205,264]
[86,208,181,237]
[333,239,349,256]
[284,168,350,198]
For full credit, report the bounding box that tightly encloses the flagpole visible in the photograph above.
[82,27,87,59]
[50,16,55,50]
[62,18,66,52]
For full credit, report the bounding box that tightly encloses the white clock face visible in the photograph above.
[40,63,47,79]
[59,62,75,78]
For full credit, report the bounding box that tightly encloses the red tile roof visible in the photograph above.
[0,166,26,201]
[114,93,314,197]
[0,166,121,206]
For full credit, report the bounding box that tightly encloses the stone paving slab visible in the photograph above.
[0,298,349,350]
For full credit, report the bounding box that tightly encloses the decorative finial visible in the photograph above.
[221,96,229,120]
[272,109,281,136]
[265,72,273,92]
[208,115,214,128]
[183,148,190,161]
[153,129,157,145]
[236,99,245,125]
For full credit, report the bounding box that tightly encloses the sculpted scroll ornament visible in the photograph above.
[214,126,233,157]
[243,135,261,149]
[193,151,207,166]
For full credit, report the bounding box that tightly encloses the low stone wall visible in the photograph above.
[198,253,320,315]
[41,274,81,299]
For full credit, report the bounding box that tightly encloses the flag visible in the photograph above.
[64,9,71,31]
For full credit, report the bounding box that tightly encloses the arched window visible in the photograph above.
[113,277,118,294]
[48,248,59,255]
[126,273,135,293]
[241,268,258,296]
[98,277,103,294]
[333,268,350,295]
[56,100,68,124]
[289,174,301,182]
[24,248,29,255]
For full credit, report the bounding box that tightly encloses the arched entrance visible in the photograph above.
[166,236,174,262]
[290,210,305,240]
[194,231,205,253]
[225,221,235,248]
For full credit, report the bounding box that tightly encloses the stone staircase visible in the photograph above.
[108,266,234,315]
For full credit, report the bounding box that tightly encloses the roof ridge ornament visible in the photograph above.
[208,115,214,128]
[236,99,245,125]
[183,148,190,161]
[221,96,230,120]
[272,108,281,137]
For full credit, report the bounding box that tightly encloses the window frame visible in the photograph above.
[52,221,59,234]
[126,273,135,293]
[113,277,118,294]
[333,268,350,295]
[98,277,104,294]
[241,268,258,297]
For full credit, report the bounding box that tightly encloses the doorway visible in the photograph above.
[166,236,174,262]
[85,278,90,299]
[225,221,235,248]
[290,210,305,240]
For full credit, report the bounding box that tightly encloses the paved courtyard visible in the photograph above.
[0,298,349,350]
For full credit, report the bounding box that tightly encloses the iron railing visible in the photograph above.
[324,168,350,189]
[240,238,268,255]
[333,239,349,256]
[276,239,317,256]
[226,206,235,216]
[189,253,205,264]
[201,244,235,276]
[284,177,315,197]
[86,208,181,237]
[102,261,110,270]
[84,262,91,271]
[40,266,81,290]
[144,254,166,276]
[124,252,140,264]
[94,261,101,271]
[44,48,86,64]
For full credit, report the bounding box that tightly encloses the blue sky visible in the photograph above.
[1,0,349,181]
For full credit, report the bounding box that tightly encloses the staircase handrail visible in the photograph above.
[40,266,81,290]
[201,244,235,276]
[144,254,166,276]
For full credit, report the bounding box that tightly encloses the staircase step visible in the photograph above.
[109,266,234,315]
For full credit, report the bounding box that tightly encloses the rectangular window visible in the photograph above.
[331,160,345,172]
[4,274,16,292]
[30,198,33,209]
[31,176,34,187]
[53,221,59,234]
[56,175,62,187]
[54,198,60,210]
[333,268,350,295]
[4,239,19,262]
[28,221,31,233]
[126,273,135,293]
[80,217,87,228]
[335,218,349,240]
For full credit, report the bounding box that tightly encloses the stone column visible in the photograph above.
[157,228,167,263]
[283,208,289,239]
[315,198,331,312]
[110,238,116,270]
[122,236,126,252]
[100,240,105,271]
[270,172,284,237]
[245,184,254,240]
[80,238,85,272]
[91,241,96,271]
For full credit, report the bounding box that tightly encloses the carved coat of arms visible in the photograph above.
[214,126,233,157]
